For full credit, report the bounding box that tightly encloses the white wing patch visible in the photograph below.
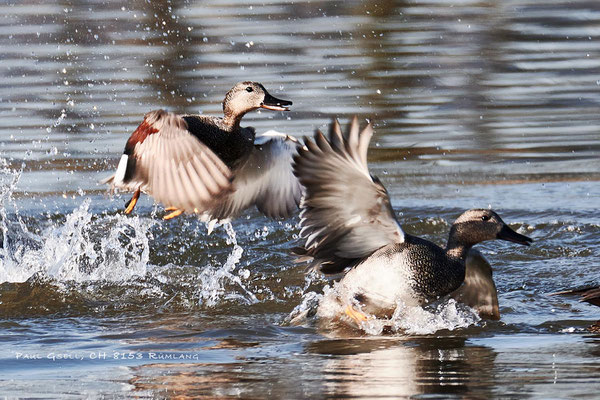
[113,154,129,184]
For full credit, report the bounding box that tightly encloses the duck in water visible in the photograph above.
[292,117,533,326]
[103,82,302,230]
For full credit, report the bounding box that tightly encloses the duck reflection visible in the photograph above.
[307,336,496,398]
[124,335,496,398]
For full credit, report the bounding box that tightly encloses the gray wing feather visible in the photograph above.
[293,117,404,274]
[211,131,302,220]
[107,110,233,213]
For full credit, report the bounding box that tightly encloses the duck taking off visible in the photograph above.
[292,117,533,325]
[103,82,302,227]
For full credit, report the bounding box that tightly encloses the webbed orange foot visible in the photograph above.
[344,305,368,325]
[124,188,141,214]
[163,208,183,220]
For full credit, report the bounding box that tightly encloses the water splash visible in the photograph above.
[1,200,258,307]
[0,157,154,283]
[0,162,258,308]
[0,198,155,284]
[0,163,31,282]
[291,284,481,335]
[285,291,322,326]
[195,221,258,307]
[364,298,481,335]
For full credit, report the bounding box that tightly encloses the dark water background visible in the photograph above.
[1,0,599,398]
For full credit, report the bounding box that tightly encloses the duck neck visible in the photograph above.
[222,109,244,131]
[445,228,474,261]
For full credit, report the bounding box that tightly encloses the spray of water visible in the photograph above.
[0,196,154,284]
[0,162,25,282]
[0,162,258,308]
[195,221,258,306]
[290,283,481,335]
[363,298,481,335]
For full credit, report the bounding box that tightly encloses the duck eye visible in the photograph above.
[481,215,491,221]
[246,87,253,92]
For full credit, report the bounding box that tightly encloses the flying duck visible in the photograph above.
[103,82,302,228]
[292,117,533,325]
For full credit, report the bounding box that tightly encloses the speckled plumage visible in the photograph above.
[391,235,467,301]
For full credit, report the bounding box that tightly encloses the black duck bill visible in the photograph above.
[497,224,533,246]
[261,91,292,111]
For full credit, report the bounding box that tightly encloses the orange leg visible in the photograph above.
[124,188,141,214]
[163,208,183,220]
[344,305,368,325]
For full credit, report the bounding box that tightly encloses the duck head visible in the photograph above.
[222,82,292,126]
[447,209,532,257]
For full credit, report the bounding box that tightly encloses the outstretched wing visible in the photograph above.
[103,109,233,212]
[293,116,405,274]
[210,131,303,220]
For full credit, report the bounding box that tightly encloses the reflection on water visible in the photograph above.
[117,333,600,399]
[1,0,599,398]
[307,337,496,398]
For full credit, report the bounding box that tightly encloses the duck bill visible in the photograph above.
[261,92,292,111]
[497,224,533,246]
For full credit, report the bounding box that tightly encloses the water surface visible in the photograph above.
[1,0,599,398]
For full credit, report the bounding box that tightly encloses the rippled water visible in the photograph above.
[1,0,599,398]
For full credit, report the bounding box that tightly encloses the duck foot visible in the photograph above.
[124,188,141,214]
[163,207,183,220]
[344,305,368,325]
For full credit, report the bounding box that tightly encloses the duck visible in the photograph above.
[292,117,533,325]
[102,82,302,229]
[551,286,600,332]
